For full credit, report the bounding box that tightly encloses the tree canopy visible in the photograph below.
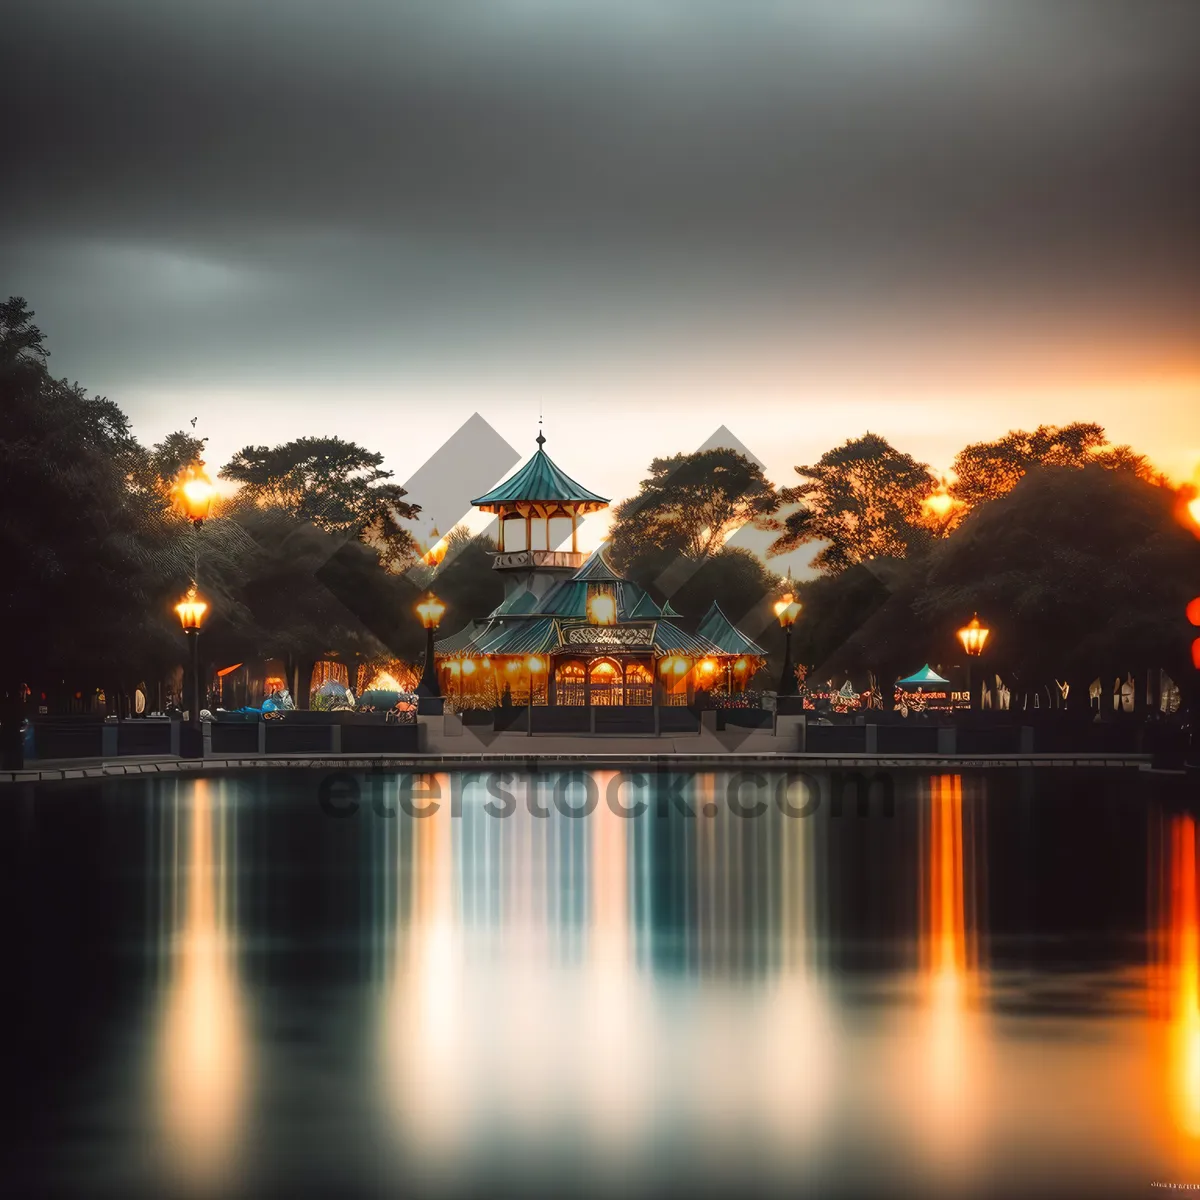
[804,466,1200,706]
[220,435,421,568]
[950,422,1156,509]
[1,298,425,700]
[609,448,778,575]
[770,433,936,573]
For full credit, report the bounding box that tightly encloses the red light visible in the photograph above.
[1189,597,1200,627]
[1193,637,1200,671]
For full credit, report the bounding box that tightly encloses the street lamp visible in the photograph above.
[177,463,216,527]
[415,592,446,704]
[174,584,209,727]
[774,592,802,696]
[956,613,990,710]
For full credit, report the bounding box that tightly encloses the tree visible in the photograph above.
[0,300,177,693]
[609,449,778,575]
[770,433,935,573]
[220,436,421,569]
[845,466,1200,708]
[950,422,1156,509]
[669,546,782,621]
[149,430,208,496]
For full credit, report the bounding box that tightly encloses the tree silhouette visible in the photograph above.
[770,433,935,573]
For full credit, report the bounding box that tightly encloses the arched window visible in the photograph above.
[588,658,623,706]
[555,660,586,706]
[624,661,653,706]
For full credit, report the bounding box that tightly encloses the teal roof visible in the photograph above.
[697,602,766,657]
[628,591,663,619]
[661,599,682,618]
[472,435,609,509]
[572,546,624,581]
[533,578,652,621]
[897,664,951,686]
[490,588,539,616]
[476,617,560,656]
[434,621,487,655]
[651,621,724,657]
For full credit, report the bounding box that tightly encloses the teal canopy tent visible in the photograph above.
[896,664,951,688]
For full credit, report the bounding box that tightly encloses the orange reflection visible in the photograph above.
[583,771,650,1144]
[1152,812,1200,1148]
[385,773,462,1149]
[156,779,246,1188]
[917,774,986,1167]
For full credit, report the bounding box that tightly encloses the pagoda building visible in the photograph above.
[435,433,766,708]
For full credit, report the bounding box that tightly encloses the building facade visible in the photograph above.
[435,434,766,707]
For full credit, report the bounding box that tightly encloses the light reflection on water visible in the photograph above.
[3,767,1194,1196]
[152,778,248,1192]
[1153,810,1200,1164]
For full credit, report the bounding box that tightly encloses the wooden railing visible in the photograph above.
[492,550,586,570]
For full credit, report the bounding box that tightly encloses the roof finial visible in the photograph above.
[536,406,545,448]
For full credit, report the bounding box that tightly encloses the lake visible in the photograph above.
[1,766,1194,1197]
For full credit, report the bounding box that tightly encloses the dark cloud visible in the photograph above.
[3,1,1198,385]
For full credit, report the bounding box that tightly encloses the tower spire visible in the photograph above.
[536,407,545,447]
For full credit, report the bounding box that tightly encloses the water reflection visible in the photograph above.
[1152,810,1200,1156]
[374,770,837,1186]
[913,774,988,1172]
[3,766,1177,1197]
[153,778,248,1191]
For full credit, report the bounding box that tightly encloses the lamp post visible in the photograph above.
[175,584,209,729]
[415,593,446,711]
[774,592,802,696]
[956,613,990,711]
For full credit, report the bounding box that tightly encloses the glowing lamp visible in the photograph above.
[416,593,445,630]
[1190,496,1200,530]
[446,659,461,676]
[733,656,749,674]
[673,658,688,675]
[174,584,208,631]
[506,660,520,673]
[1188,597,1200,627]
[700,658,716,674]
[461,659,476,676]
[956,614,990,657]
[659,658,673,676]
[527,656,546,673]
[176,463,215,526]
[587,592,617,626]
[774,594,801,628]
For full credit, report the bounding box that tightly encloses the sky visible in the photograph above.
[4,1,1199,570]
